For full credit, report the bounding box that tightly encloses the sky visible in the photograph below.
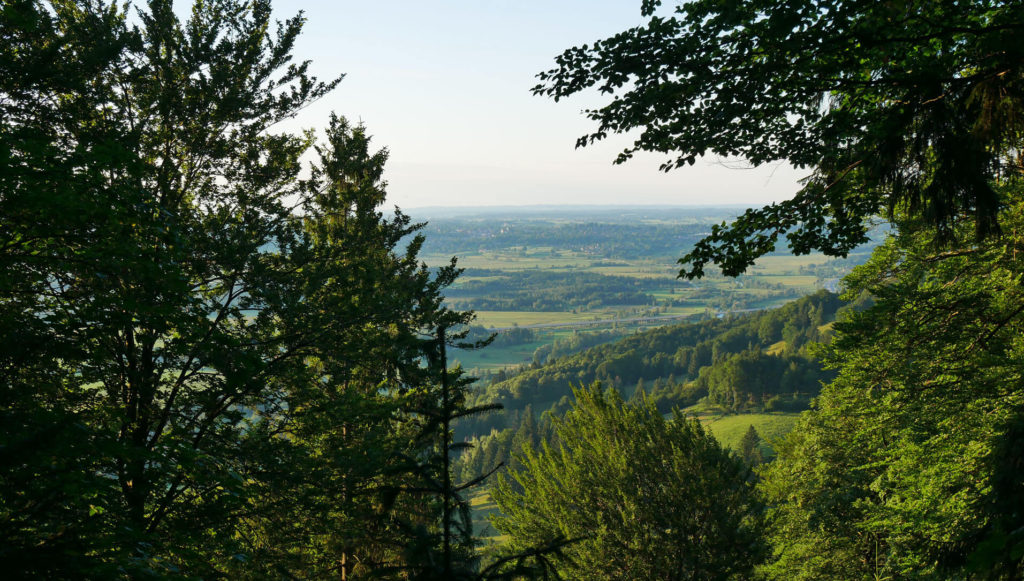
[260,0,806,209]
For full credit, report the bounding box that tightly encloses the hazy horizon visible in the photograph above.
[245,0,806,209]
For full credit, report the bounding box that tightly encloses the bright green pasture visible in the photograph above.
[587,264,676,278]
[452,340,545,372]
[751,274,819,287]
[765,340,788,355]
[470,310,597,328]
[426,252,591,270]
[702,412,801,456]
[660,305,709,317]
[745,254,830,273]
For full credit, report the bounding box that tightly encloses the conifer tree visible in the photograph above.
[391,326,563,580]
[493,384,762,580]
[739,426,764,467]
[630,378,646,403]
[0,1,465,576]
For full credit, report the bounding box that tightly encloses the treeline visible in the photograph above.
[455,404,557,486]
[461,329,630,391]
[697,350,826,412]
[469,290,850,418]
[420,220,712,259]
[531,328,629,365]
[460,325,539,348]
[445,270,654,311]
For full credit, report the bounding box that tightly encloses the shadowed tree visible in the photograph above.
[0,0,465,576]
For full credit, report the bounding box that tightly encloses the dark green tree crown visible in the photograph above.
[535,0,1024,277]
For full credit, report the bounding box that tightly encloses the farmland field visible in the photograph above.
[411,206,879,377]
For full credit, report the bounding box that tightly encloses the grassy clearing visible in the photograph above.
[649,290,690,300]
[469,490,506,542]
[588,265,676,278]
[750,274,819,287]
[765,340,788,355]
[432,253,591,270]
[703,412,801,456]
[471,310,597,328]
[746,254,829,273]
[660,305,708,317]
[452,341,542,372]
[450,275,505,285]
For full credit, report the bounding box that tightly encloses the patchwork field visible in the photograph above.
[410,208,877,376]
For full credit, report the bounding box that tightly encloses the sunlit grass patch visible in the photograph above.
[703,412,801,457]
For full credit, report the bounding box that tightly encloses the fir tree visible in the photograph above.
[739,425,764,467]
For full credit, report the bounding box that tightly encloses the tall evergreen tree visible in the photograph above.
[0,1,464,576]
[738,426,764,467]
[493,384,762,580]
[217,116,468,579]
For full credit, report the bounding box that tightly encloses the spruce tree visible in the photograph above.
[739,425,764,467]
[0,1,464,576]
[493,384,763,580]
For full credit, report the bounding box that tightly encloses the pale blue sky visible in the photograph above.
[267,0,805,209]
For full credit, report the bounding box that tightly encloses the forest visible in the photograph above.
[444,270,655,312]
[3,0,1024,579]
[453,291,850,490]
[467,290,846,414]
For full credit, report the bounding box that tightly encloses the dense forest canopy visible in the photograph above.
[470,290,845,413]
[492,385,763,581]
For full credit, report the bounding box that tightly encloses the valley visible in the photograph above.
[412,206,876,378]
[405,206,880,542]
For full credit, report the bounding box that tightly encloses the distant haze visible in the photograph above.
[258,0,807,208]
[405,205,750,221]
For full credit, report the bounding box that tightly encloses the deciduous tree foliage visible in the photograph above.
[759,198,1024,579]
[492,384,762,580]
[1,1,138,575]
[535,0,1024,277]
[539,6,1024,573]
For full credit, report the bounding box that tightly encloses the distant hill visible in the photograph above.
[455,290,866,486]
[405,205,748,222]
[466,290,859,424]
